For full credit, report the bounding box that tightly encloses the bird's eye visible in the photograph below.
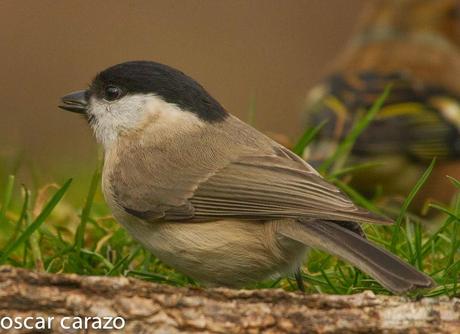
[104,85,123,101]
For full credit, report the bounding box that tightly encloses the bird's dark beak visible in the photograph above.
[59,90,88,114]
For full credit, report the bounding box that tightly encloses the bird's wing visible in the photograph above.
[120,141,390,225]
[305,71,460,161]
[184,152,389,224]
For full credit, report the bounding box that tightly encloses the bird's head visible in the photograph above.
[59,61,227,149]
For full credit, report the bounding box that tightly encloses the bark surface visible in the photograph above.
[0,266,458,333]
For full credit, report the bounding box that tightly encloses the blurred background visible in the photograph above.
[0,0,366,183]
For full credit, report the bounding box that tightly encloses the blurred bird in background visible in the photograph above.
[303,0,460,210]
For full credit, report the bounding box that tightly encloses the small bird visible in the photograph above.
[60,61,434,293]
[303,0,460,202]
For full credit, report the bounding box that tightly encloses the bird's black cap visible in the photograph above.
[90,61,228,123]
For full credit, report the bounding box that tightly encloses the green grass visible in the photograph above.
[0,89,459,297]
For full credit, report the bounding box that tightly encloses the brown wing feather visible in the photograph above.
[162,153,391,225]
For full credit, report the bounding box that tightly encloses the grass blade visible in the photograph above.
[292,120,328,156]
[428,203,460,220]
[0,179,72,264]
[390,159,436,251]
[107,245,142,276]
[0,175,15,224]
[447,175,460,189]
[74,166,101,253]
[319,86,391,174]
[247,95,257,126]
[7,186,30,244]
[329,161,382,179]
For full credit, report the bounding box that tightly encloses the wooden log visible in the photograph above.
[0,266,458,333]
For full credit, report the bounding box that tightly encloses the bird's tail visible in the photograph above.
[278,219,435,294]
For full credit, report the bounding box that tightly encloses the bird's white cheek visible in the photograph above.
[87,94,205,150]
[87,100,119,149]
[87,96,147,150]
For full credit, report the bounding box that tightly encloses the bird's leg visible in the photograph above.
[295,268,305,292]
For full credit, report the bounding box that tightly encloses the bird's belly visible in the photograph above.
[119,217,307,287]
